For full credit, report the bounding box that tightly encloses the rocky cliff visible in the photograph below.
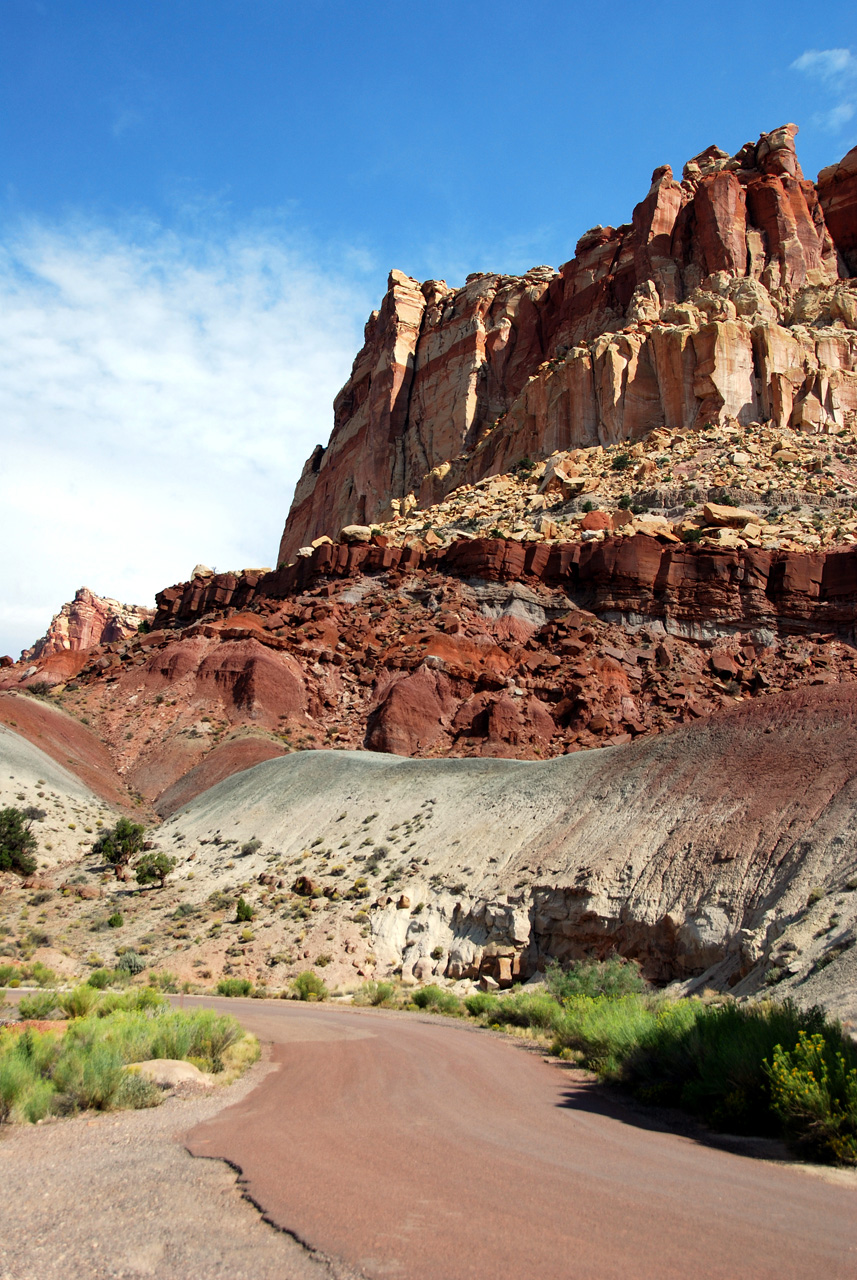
[22,587,154,661]
[279,127,857,563]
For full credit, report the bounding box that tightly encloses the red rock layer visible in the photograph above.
[6,538,857,806]
[154,535,857,636]
[280,125,856,561]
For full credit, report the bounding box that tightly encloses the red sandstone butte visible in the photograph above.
[278,125,856,563]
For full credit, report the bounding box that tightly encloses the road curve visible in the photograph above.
[184,997,856,1280]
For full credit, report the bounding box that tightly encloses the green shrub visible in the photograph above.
[107,912,123,928]
[552,994,660,1075]
[0,1006,247,1122]
[114,1070,162,1110]
[216,977,253,997]
[292,971,328,1001]
[57,985,100,1019]
[240,838,262,857]
[464,991,499,1018]
[0,1046,54,1123]
[17,990,59,1020]
[148,970,178,993]
[0,808,38,877]
[361,980,396,1007]
[25,961,58,988]
[620,998,844,1139]
[767,1030,857,1164]
[116,950,145,975]
[0,964,18,985]
[87,969,115,989]
[611,453,631,471]
[235,897,254,922]
[52,1041,126,1111]
[411,985,461,1015]
[546,957,647,1001]
[489,990,564,1033]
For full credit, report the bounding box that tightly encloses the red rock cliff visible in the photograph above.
[279,124,857,563]
[23,587,155,660]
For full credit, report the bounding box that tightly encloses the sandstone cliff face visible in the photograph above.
[23,588,154,661]
[280,125,857,563]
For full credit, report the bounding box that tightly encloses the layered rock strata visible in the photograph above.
[23,587,154,661]
[280,125,857,563]
[152,535,857,638]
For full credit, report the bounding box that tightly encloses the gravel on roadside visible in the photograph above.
[0,1053,363,1280]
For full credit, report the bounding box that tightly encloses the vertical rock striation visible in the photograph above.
[279,125,857,564]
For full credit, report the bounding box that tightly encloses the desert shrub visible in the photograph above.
[175,1009,241,1072]
[25,961,58,988]
[87,968,115,989]
[148,970,178,993]
[0,1006,249,1121]
[135,852,176,888]
[546,957,647,1001]
[235,897,254,922]
[489,990,564,1033]
[464,991,499,1018]
[114,1070,162,1110]
[552,994,659,1075]
[240,838,262,857]
[107,912,123,928]
[57,984,101,1019]
[619,998,844,1139]
[411,985,461,1015]
[0,808,38,877]
[361,980,396,1007]
[17,990,59,1020]
[767,1031,857,1164]
[0,1038,56,1123]
[0,964,18,985]
[216,977,253,997]
[93,818,146,872]
[611,452,631,471]
[52,1041,126,1111]
[116,950,145,975]
[292,971,328,1002]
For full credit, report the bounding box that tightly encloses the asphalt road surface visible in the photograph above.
[184,997,857,1280]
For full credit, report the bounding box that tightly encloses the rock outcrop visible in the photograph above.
[23,588,154,660]
[818,144,857,277]
[279,125,857,563]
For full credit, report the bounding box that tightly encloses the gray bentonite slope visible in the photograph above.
[163,684,857,1018]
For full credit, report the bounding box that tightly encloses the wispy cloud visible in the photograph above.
[792,47,857,133]
[0,216,375,657]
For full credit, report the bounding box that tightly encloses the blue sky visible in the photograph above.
[1,0,856,656]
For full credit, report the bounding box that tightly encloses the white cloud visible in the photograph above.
[792,47,857,133]
[0,217,375,657]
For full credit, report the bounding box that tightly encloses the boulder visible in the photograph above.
[702,503,758,528]
[131,1059,213,1089]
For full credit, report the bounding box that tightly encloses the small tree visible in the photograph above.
[0,808,38,877]
[94,819,146,876]
[135,852,176,888]
[235,897,254,922]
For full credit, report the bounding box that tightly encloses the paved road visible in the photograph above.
[184,997,857,1280]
